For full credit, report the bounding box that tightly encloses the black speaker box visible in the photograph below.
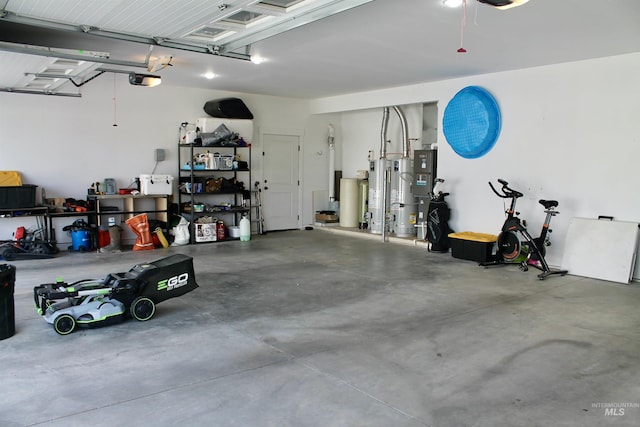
[203,98,254,120]
[0,264,16,341]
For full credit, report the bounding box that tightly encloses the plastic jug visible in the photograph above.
[240,215,251,241]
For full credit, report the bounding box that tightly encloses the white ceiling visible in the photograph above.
[1,0,639,99]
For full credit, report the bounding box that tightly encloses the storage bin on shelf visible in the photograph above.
[0,184,37,209]
[0,171,22,186]
[448,232,497,262]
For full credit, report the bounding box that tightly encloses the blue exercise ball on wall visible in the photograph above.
[443,86,501,159]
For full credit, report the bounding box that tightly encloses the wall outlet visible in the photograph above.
[154,148,165,162]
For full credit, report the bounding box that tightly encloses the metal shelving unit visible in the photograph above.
[177,142,251,243]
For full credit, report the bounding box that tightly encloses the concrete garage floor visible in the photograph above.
[1,230,639,427]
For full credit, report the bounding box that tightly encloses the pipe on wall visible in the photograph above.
[380,107,389,159]
[328,124,336,202]
[392,105,409,158]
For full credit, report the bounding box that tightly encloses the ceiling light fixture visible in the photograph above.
[442,0,463,7]
[128,73,161,87]
[250,56,265,65]
[203,72,216,79]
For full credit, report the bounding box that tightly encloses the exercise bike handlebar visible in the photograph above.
[488,179,523,199]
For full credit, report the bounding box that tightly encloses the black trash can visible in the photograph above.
[0,264,16,340]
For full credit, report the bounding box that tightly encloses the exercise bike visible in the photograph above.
[480,179,568,280]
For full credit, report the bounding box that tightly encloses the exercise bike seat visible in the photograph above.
[539,199,558,209]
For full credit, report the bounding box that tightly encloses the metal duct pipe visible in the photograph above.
[392,105,410,158]
[391,105,416,237]
[370,108,391,236]
[380,107,390,159]
[379,107,391,241]
[328,124,336,203]
[381,165,391,242]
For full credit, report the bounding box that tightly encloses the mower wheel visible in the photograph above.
[54,314,76,335]
[131,297,156,321]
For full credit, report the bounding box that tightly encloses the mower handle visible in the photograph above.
[488,179,523,199]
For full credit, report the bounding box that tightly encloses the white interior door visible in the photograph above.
[261,133,300,231]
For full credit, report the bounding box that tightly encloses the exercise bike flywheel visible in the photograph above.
[498,231,528,263]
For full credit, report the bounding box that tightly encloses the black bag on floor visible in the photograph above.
[427,200,453,252]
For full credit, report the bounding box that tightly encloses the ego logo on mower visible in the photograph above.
[157,273,189,292]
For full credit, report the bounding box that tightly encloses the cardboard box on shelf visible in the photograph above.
[315,211,338,223]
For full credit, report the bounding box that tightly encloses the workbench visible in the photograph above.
[0,206,95,245]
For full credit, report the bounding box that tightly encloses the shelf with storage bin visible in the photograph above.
[87,194,170,227]
[177,142,251,244]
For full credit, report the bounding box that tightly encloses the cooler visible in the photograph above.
[139,175,174,195]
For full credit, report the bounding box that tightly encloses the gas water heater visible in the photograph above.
[390,157,416,237]
[368,157,390,234]
[368,106,416,237]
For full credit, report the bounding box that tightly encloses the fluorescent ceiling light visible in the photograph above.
[129,73,161,87]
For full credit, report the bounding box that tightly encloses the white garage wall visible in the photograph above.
[312,53,640,273]
[0,78,326,244]
[2,53,639,278]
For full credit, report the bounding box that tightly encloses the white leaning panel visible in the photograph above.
[561,218,640,284]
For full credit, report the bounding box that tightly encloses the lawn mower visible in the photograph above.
[34,254,198,335]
